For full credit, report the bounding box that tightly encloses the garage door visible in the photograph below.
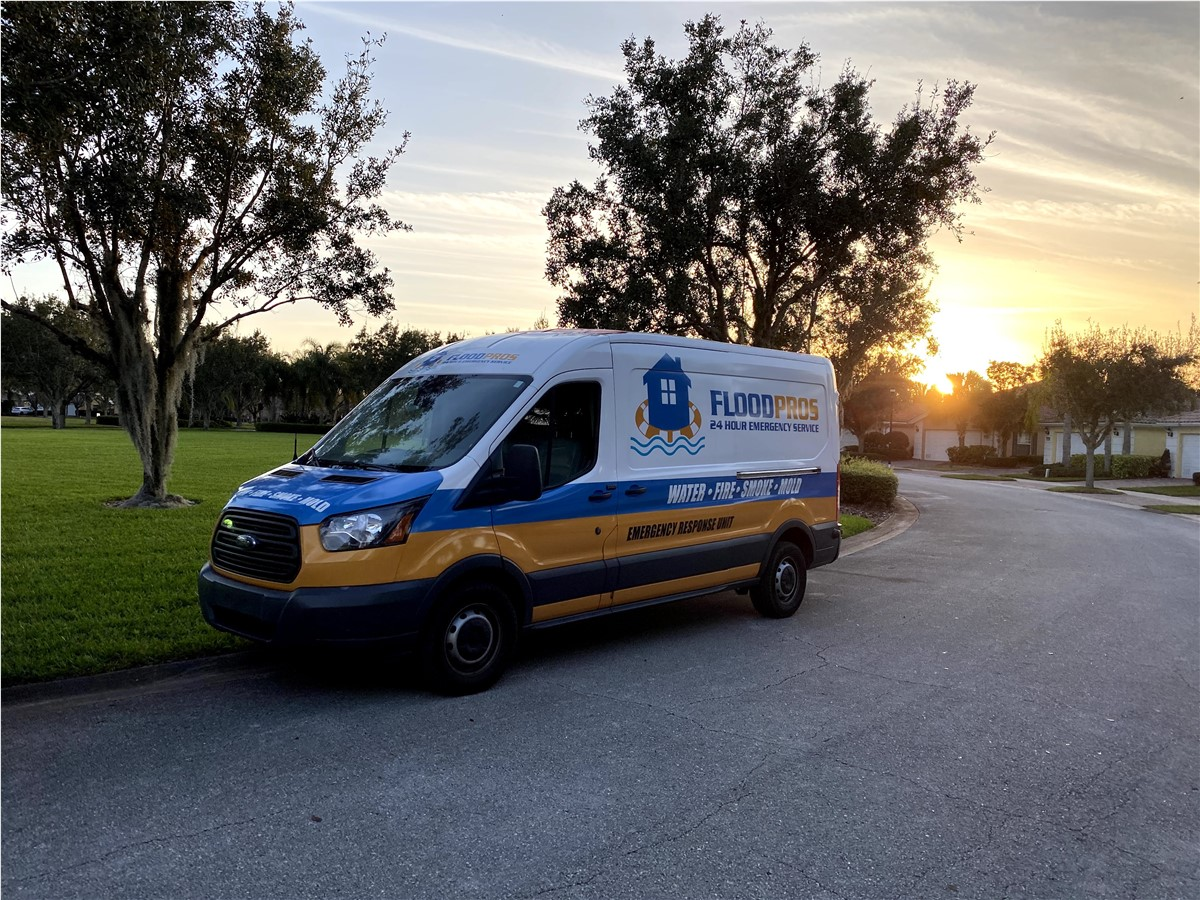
[1180,434,1200,478]
[921,429,962,461]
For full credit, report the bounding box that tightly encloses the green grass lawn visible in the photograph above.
[1124,485,1200,497]
[840,514,872,539]
[2,425,876,684]
[1045,486,1124,495]
[1,425,317,684]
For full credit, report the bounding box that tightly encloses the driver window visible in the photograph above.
[502,381,600,490]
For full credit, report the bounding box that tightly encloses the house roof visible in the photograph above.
[1037,394,1200,427]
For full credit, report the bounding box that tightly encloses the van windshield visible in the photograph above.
[302,374,532,472]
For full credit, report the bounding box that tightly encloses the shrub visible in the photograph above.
[862,431,888,453]
[1192,472,1200,486]
[1150,449,1172,478]
[840,457,898,506]
[946,445,997,465]
[96,415,121,426]
[1110,455,1156,479]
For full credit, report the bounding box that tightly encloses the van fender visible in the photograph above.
[425,554,535,626]
[763,519,818,570]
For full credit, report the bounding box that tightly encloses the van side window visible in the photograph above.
[503,381,600,490]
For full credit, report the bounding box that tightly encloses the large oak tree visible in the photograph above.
[2,1,407,505]
[544,15,991,386]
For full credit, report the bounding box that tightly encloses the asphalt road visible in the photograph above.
[3,471,1198,900]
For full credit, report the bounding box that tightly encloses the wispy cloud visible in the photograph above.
[304,2,622,80]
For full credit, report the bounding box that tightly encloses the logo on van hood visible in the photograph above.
[631,355,705,457]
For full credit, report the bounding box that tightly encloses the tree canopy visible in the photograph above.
[544,14,990,388]
[1038,321,1197,486]
[1,1,407,504]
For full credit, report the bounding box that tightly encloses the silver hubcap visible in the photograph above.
[775,560,798,603]
[445,606,497,671]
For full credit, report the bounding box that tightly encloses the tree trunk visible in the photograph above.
[1061,411,1073,464]
[109,278,197,508]
[1103,431,1113,475]
[1122,422,1132,455]
[51,398,67,429]
[1085,446,1096,488]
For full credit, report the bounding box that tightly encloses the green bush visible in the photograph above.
[946,445,997,465]
[255,422,332,435]
[1110,455,1157,479]
[1192,472,1200,486]
[862,431,888,453]
[841,457,898,506]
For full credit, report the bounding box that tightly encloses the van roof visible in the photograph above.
[395,329,834,379]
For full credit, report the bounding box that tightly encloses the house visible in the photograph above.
[1041,397,1200,478]
[840,396,1045,462]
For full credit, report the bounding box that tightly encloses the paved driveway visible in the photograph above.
[3,470,1197,899]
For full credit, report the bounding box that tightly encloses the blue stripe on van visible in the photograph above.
[414,471,838,531]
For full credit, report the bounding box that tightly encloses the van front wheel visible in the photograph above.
[750,541,807,618]
[420,582,516,695]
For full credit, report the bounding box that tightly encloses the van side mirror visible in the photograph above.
[502,443,543,502]
[458,443,543,508]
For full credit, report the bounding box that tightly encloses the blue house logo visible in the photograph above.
[632,354,705,457]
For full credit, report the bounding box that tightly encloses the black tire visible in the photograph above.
[420,581,517,695]
[750,541,807,618]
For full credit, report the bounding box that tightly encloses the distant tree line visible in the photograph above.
[2,299,460,430]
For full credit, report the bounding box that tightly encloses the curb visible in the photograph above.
[1,651,269,710]
[839,496,919,558]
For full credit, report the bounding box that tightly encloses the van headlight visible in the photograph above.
[319,498,428,552]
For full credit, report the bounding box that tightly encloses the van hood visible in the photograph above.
[225,464,444,526]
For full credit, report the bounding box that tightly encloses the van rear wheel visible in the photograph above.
[750,541,806,618]
[420,582,516,695]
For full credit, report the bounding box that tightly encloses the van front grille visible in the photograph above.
[211,507,301,584]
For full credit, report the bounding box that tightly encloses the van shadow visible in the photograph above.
[250,590,758,697]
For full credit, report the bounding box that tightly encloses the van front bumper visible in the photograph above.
[198,564,435,652]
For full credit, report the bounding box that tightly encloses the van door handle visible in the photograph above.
[589,486,616,501]
[625,484,647,496]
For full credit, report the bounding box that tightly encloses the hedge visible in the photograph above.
[841,457,898,506]
[1110,455,1157,479]
[1030,451,1173,479]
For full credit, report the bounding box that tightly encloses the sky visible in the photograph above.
[8,1,1199,390]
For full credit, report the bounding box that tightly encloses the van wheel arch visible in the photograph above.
[419,576,520,695]
[769,522,815,568]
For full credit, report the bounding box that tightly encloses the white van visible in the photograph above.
[199,330,841,693]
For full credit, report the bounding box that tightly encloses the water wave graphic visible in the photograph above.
[630,435,706,457]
